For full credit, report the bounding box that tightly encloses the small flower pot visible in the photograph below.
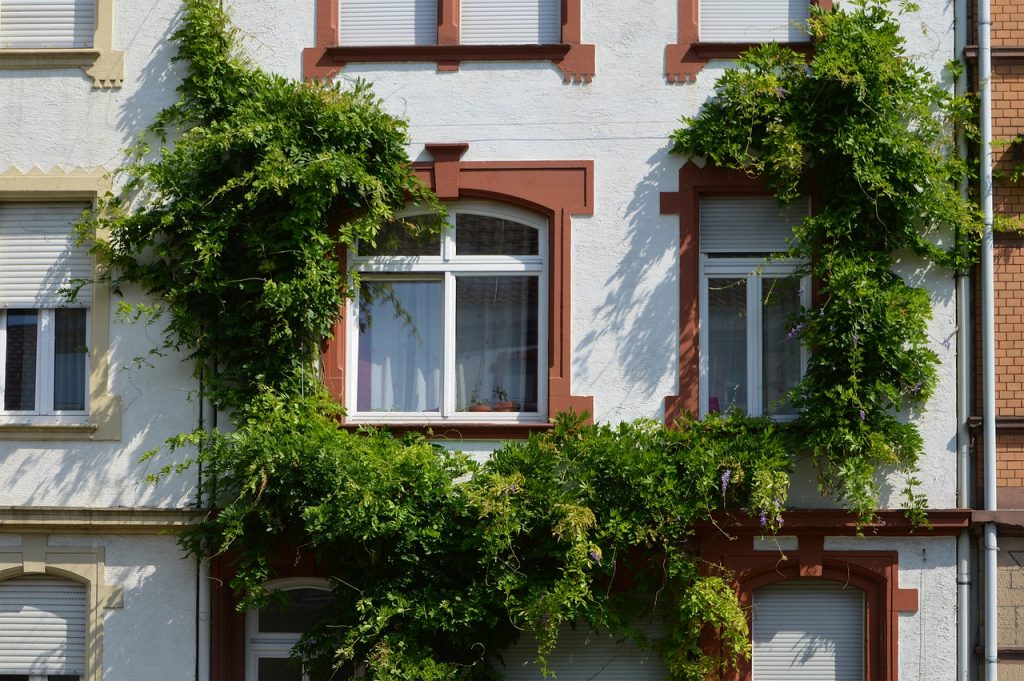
[494,401,518,412]
[467,404,492,412]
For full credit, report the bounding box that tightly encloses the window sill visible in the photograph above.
[0,395,121,441]
[304,42,595,83]
[664,40,813,83]
[0,47,124,88]
[340,420,553,441]
[0,422,98,440]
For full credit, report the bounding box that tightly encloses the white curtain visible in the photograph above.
[707,278,747,413]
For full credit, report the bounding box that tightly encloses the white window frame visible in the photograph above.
[347,200,549,425]
[699,256,808,418]
[0,308,90,424]
[245,578,332,681]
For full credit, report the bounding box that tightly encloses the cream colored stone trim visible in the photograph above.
[0,534,125,681]
[0,507,201,533]
[0,0,124,88]
[0,167,122,441]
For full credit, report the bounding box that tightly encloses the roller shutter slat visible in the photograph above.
[0,202,92,307]
[0,0,95,48]
[338,0,436,46]
[700,0,809,43]
[699,196,807,254]
[461,0,560,45]
[0,576,87,675]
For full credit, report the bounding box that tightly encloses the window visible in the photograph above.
[348,201,547,423]
[246,580,333,681]
[0,202,91,424]
[0,0,123,87]
[751,579,865,681]
[305,0,594,82]
[699,197,807,418]
[665,0,831,82]
[0,575,87,681]
[0,0,95,49]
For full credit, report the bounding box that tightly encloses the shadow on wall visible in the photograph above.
[575,147,679,419]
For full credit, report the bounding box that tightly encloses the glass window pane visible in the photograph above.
[456,214,539,256]
[707,279,747,414]
[257,657,303,681]
[357,280,442,412]
[358,215,442,256]
[4,310,38,411]
[258,588,333,634]
[762,277,802,417]
[455,276,539,412]
[54,309,87,411]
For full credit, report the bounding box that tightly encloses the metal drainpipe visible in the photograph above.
[955,0,973,677]
[979,0,998,675]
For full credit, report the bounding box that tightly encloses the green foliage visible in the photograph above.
[87,0,436,407]
[671,0,982,521]
[170,404,789,679]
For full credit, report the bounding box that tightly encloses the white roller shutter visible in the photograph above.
[0,576,87,676]
[338,0,437,46]
[752,580,864,681]
[461,0,560,45]
[699,196,807,254]
[498,621,667,680]
[0,202,93,307]
[0,0,96,49]
[700,0,809,43]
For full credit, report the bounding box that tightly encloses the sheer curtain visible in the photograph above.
[357,280,443,412]
[707,278,747,413]
[53,308,87,411]
[761,277,801,416]
[455,276,538,412]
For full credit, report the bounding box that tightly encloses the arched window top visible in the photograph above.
[255,578,332,635]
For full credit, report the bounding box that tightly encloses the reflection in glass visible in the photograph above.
[257,657,303,681]
[762,277,802,416]
[456,214,539,255]
[4,310,38,411]
[707,279,747,413]
[258,588,333,634]
[358,214,442,256]
[455,276,539,412]
[357,280,442,412]
[54,309,87,411]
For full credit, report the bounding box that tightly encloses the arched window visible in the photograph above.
[245,579,332,681]
[347,201,548,424]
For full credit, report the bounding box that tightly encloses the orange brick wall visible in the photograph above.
[992,70,1024,216]
[970,0,1024,47]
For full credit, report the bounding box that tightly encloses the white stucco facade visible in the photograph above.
[0,0,967,679]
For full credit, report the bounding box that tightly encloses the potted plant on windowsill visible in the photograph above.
[493,386,517,412]
[467,385,492,412]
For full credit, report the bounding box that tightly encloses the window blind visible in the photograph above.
[0,202,93,307]
[0,0,96,49]
[752,580,865,681]
[461,0,560,45]
[700,0,810,43]
[0,576,87,676]
[338,0,437,46]
[699,196,808,254]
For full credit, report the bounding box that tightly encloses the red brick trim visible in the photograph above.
[303,0,595,82]
[659,164,770,424]
[664,0,831,82]
[322,143,595,437]
[697,519,921,681]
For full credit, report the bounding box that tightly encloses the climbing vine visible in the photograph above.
[84,0,979,678]
[671,0,981,522]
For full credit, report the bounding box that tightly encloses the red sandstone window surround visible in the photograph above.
[321,143,594,440]
[665,0,832,82]
[303,0,595,83]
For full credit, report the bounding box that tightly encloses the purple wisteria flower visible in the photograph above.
[786,322,805,341]
[859,409,866,421]
[911,380,923,394]
[853,332,860,347]
[942,333,954,350]
[721,469,732,494]
[587,548,602,567]
[759,510,769,528]
[774,86,789,97]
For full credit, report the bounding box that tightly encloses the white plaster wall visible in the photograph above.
[826,535,957,681]
[49,534,197,681]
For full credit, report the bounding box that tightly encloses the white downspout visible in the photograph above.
[979,0,998,675]
[955,0,973,677]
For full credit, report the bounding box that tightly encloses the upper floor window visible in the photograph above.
[246,580,333,681]
[0,0,96,49]
[0,202,91,424]
[700,0,810,43]
[338,0,560,46]
[699,196,808,418]
[348,201,547,423]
